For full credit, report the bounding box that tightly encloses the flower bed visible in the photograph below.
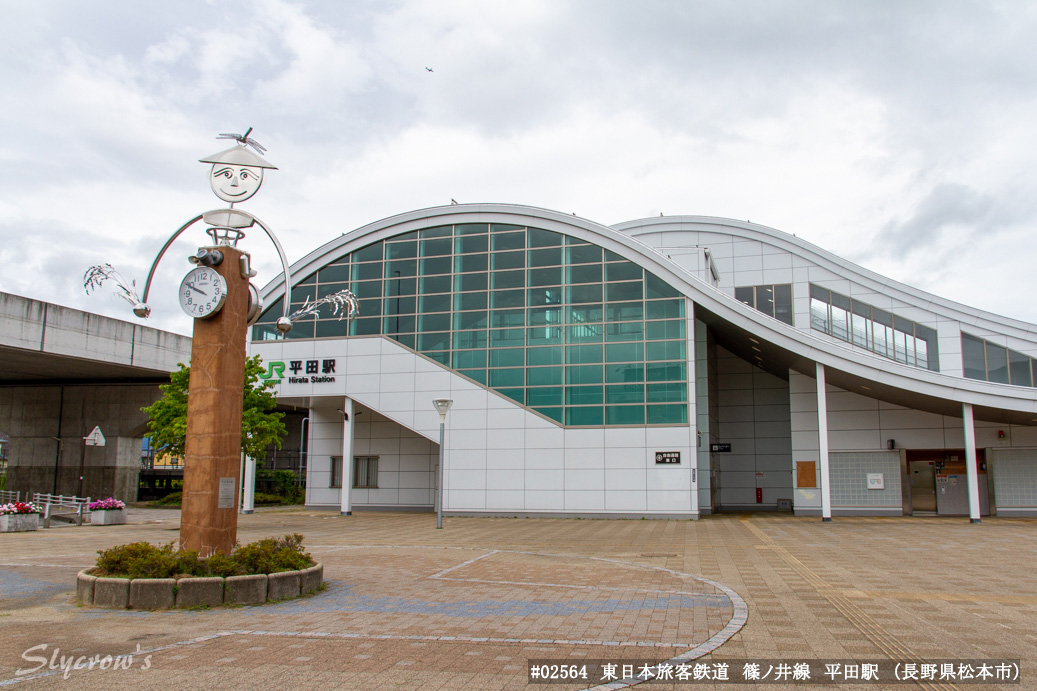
[89,497,125,511]
[0,502,42,532]
[88,498,127,525]
[0,501,42,515]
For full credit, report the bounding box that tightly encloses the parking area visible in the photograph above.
[0,509,1033,689]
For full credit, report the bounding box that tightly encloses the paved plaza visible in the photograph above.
[0,508,1032,689]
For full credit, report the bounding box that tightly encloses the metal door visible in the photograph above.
[910,461,937,512]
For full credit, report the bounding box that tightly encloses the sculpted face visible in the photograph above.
[209,164,264,203]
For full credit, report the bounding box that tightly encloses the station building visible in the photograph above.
[249,204,1037,520]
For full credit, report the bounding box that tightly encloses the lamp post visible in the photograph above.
[433,398,453,529]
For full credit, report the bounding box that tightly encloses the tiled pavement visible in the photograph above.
[0,508,1033,689]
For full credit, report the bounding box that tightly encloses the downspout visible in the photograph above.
[52,386,64,494]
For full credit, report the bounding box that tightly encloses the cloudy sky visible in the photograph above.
[2,1,1036,335]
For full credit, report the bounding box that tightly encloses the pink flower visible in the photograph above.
[88,497,125,511]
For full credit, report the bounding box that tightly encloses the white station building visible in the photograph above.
[249,204,1037,520]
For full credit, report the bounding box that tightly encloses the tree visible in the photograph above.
[143,355,286,460]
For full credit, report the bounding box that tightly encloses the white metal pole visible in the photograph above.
[962,403,982,524]
[816,362,832,522]
[242,455,255,514]
[437,419,445,529]
[239,451,245,514]
[340,398,354,516]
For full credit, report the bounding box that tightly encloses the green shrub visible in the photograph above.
[152,492,182,506]
[94,534,313,578]
[258,469,303,504]
[204,552,243,578]
[232,534,312,574]
[254,493,286,505]
[96,541,180,578]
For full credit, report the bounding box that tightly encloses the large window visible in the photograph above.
[962,333,1037,387]
[735,284,793,325]
[809,285,939,371]
[253,224,689,427]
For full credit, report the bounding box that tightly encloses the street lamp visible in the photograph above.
[433,398,453,529]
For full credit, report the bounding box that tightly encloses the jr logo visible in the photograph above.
[258,361,285,382]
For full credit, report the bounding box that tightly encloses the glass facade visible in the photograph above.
[809,284,939,371]
[735,284,793,325]
[961,333,1037,387]
[253,223,689,427]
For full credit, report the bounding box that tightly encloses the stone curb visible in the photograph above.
[300,564,323,595]
[175,576,224,608]
[130,578,176,609]
[267,570,301,600]
[92,576,130,608]
[76,563,321,610]
[76,569,96,605]
[225,574,267,605]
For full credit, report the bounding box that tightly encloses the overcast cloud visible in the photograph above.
[2,0,1036,334]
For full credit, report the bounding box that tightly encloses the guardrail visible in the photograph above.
[31,493,91,528]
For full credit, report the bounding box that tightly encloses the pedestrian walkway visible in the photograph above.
[0,510,1032,689]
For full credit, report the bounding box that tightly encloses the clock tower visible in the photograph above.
[179,243,250,556]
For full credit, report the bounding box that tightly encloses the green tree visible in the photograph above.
[143,355,286,459]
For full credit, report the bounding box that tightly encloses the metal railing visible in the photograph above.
[31,492,91,528]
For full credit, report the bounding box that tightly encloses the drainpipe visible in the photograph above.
[52,387,64,494]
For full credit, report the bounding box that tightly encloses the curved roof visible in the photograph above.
[615,215,1037,341]
[260,203,1037,424]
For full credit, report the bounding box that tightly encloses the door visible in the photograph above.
[910,461,937,512]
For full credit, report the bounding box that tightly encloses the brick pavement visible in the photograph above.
[0,509,1033,690]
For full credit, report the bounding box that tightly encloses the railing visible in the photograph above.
[31,492,91,528]
[0,490,20,503]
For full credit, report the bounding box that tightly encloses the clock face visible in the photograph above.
[179,266,228,318]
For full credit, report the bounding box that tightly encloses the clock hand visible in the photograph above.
[187,282,208,297]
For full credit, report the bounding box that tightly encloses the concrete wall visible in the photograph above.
[829,451,902,514]
[1,292,192,502]
[790,370,1037,515]
[694,320,717,513]
[1,383,159,503]
[305,403,438,509]
[713,346,792,510]
[988,448,1037,516]
[0,292,190,374]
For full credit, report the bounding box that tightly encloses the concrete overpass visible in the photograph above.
[0,292,191,502]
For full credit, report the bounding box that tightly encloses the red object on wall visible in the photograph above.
[756,488,763,503]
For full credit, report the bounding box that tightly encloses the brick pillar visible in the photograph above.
[180,245,248,556]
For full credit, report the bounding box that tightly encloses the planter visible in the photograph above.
[0,513,40,532]
[91,509,126,526]
[77,563,323,609]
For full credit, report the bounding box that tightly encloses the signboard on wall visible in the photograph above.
[867,473,885,490]
[710,443,731,453]
[655,451,681,464]
[258,358,338,385]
